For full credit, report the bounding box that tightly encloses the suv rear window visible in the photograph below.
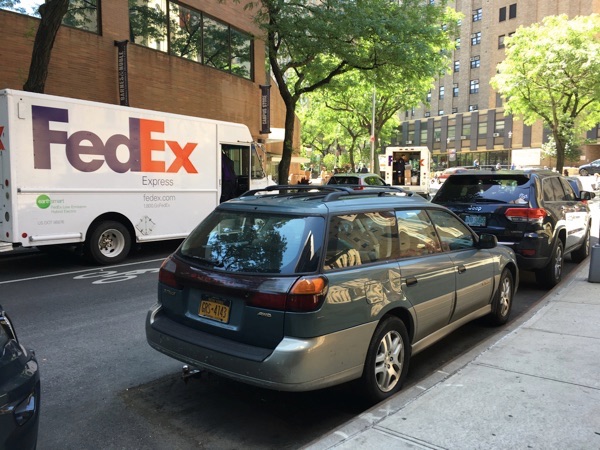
[180,211,325,274]
[434,174,532,204]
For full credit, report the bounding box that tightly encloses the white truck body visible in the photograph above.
[382,146,431,197]
[0,89,270,263]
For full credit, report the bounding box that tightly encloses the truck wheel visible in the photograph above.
[361,316,410,404]
[570,228,590,263]
[579,168,589,176]
[87,221,131,265]
[535,239,563,289]
[489,269,513,326]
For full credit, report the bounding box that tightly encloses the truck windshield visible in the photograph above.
[180,211,325,274]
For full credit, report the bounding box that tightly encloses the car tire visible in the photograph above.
[579,169,589,176]
[536,239,564,289]
[361,316,410,404]
[86,221,131,265]
[489,269,513,326]
[570,227,590,263]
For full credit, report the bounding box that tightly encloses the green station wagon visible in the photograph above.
[146,186,518,402]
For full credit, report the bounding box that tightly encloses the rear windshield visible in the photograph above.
[180,211,325,274]
[328,176,360,185]
[434,174,532,204]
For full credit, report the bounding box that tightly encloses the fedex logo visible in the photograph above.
[32,106,198,173]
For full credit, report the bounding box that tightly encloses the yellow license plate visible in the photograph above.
[199,298,231,323]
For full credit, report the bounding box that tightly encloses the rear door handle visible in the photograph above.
[457,265,466,274]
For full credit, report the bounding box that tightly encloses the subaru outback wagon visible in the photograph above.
[432,170,593,288]
[146,186,518,403]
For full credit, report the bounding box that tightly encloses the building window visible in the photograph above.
[439,86,445,99]
[454,60,460,72]
[470,79,480,94]
[411,108,415,117]
[1,0,100,34]
[470,56,480,68]
[499,7,506,22]
[498,35,505,49]
[456,37,461,49]
[438,110,444,116]
[425,112,431,118]
[471,32,481,46]
[509,3,517,19]
[469,104,478,111]
[427,91,432,102]
[472,8,482,22]
[129,0,254,80]
[453,84,459,97]
[452,107,458,114]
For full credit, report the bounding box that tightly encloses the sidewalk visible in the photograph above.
[307,197,600,449]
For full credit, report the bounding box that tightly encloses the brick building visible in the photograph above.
[397,0,600,171]
[0,1,297,178]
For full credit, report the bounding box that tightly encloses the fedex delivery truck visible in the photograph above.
[0,89,271,264]
[382,146,431,197]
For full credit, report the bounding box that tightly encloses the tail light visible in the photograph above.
[505,208,546,224]
[248,276,328,312]
[158,256,181,289]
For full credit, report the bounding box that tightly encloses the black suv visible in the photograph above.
[432,170,593,288]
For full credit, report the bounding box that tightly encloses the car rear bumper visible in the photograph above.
[145,305,376,391]
[499,235,552,271]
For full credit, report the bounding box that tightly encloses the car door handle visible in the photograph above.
[405,276,418,286]
[457,265,466,274]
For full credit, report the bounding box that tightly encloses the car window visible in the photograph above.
[434,174,530,204]
[365,176,385,186]
[328,176,359,185]
[542,177,567,201]
[427,209,475,251]
[324,211,397,270]
[396,209,442,257]
[180,211,325,274]
[559,178,576,201]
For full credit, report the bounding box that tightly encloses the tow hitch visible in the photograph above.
[182,365,202,384]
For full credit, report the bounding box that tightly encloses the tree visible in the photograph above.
[491,14,600,173]
[251,0,458,184]
[23,0,70,93]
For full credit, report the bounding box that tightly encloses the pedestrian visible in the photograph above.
[393,154,406,185]
[220,152,237,203]
[496,162,502,170]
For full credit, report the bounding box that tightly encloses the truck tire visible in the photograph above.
[86,221,131,265]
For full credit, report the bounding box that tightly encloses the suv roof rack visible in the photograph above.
[240,184,413,202]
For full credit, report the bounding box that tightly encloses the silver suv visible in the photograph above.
[146,186,518,403]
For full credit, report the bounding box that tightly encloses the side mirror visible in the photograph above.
[579,191,595,201]
[478,233,497,249]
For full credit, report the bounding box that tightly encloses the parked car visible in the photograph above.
[432,170,593,288]
[146,185,518,403]
[578,159,600,176]
[0,306,40,450]
[327,172,388,187]
[437,166,471,182]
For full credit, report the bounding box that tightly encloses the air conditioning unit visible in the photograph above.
[406,140,413,144]
[460,135,467,140]
[469,57,475,61]
[493,132,500,137]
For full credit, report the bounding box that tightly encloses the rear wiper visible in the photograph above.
[185,255,224,267]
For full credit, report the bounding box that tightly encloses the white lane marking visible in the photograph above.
[0,258,166,285]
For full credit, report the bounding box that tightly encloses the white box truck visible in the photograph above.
[0,89,271,264]
[382,146,431,197]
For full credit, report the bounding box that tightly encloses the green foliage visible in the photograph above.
[491,14,600,171]
[249,0,459,182]
[0,0,29,14]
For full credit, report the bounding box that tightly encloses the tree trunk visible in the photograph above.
[23,0,70,93]
[277,98,297,185]
[553,130,566,174]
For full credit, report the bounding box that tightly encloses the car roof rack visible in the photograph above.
[240,184,413,202]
